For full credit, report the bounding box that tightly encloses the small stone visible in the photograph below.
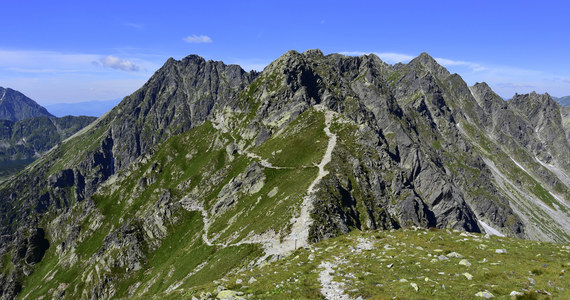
[410,282,419,292]
[475,291,494,298]
[528,277,536,286]
[399,278,408,283]
[463,272,473,280]
[459,259,472,267]
[248,277,257,284]
[424,277,430,282]
[235,279,242,284]
[438,255,449,261]
[217,290,245,299]
[447,252,463,258]
[495,249,507,254]
[217,286,226,293]
[510,291,523,297]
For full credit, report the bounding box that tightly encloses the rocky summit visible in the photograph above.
[0,87,53,122]
[0,49,568,299]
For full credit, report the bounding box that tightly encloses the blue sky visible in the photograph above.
[1,0,569,104]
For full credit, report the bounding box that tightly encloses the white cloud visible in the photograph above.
[99,55,141,72]
[433,57,486,72]
[183,35,213,43]
[497,82,536,88]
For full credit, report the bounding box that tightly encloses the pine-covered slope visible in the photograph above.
[0,50,568,299]
[0,88,53,122]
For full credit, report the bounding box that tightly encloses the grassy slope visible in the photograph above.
[178,228,570,299]
[17,107,329,299]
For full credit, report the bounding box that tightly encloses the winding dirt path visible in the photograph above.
[181,106,338,256]
[286,108,337,249]
[318,261,353,300]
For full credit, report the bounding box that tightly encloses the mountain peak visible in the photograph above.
[408,52,450,77]
[0,87,54,122]
[302,48,324,58]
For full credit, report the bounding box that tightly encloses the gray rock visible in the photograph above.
[475,291,494,298]
[447,252,463,258]
[459,259,471,267]
[528,277,536,285]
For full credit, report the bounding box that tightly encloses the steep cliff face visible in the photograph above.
[0,50,568,299]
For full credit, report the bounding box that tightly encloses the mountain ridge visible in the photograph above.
[0,88,97,182]
[0,87,54,122]
[0,50,568,299]
[553,95,570,106]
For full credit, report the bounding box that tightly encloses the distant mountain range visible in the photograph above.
[0,87,54,121]
[45,98,122,117]
[553,95,570,106]
[0,87,96,181]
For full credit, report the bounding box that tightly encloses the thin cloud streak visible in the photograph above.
[0,49,161,103]
[183,35,213,43]
[9,68,81,73]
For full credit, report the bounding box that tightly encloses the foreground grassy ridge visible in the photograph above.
[180,229,569,299]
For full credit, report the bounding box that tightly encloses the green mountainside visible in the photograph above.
[0,50,569,299]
